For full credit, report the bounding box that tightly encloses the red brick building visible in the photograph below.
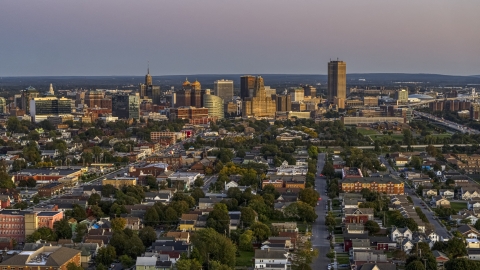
[38,182,64,197]
[344,208,374,223]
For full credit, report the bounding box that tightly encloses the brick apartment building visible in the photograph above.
[340,177,404,195]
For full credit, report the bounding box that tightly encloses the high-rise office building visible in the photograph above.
[0,97,7,114]
[21,86,40,111]
[29,97,73,122]
[303,85,316,97]
[203,91,224,120]
[214,79,234,103]
[275,95,292,112]
[290,88,305,102]
[240,75,256,100]
[327,60,347,102]
[242,76,276,118]
[112,94,140,119]
[84,90,104,109]
[176,79,202,108]
[139,67,161,105]
[396,89,409,104]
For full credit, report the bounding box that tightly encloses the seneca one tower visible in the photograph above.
[327,60,347,102]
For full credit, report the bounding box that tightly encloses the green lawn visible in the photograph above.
[369,134,404,142]
[334,236,344,243]
[450,202,468,212]
[336,256,350,265]
[431,134,452,138]
[357,128,379,135]
[236,251,254,267]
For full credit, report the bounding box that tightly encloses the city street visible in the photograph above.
[405,188,450,239]
[312,153,331,269]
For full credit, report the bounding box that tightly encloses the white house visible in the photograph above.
[391,227,413,242]
[225,181,238,190]
[439,189,454,199]
[254,249,289,270]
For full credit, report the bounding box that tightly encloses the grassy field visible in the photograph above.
[369,134,404,141]
[450,202,468,212]
[431,133,452,138]
[236,251,254,267]
[357,128,379,135]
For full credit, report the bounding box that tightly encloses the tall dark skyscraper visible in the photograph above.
[112,94,140,119]
[327,60,346,102]
[240,75,255,100]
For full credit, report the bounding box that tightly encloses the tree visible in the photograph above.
[144,207,160,227]
[194,178,204,187]
[119,254,135,268]
[446,237,467,258]
[298,188,320,207]
[240,207,257,227]
[250,222,271,242]
[475,219,480,230]
[27,227,57,242]
[66,262,83,270]
[27,177,36,188]
[445,258,480,270]
[111,217,127,232]
[239,230,254,251]
[365,220,380,235]
[191,228,236,268]
[96,246,117,266]
[74,223,87,243]
[405,260,425,270]
[425,145,437,157]
[291,240,318,270]
[138,226,157,247]
[322,162,335,179]
[145,175,158,190]
[71,204,87,221]
[102,184,117,197]
[176,258,202,270]
[109,230,145,258]
[54,218,73,239]
[207,203,230,234]
[190,187,205,203]
[88,193,101,205]
[391,250,407,261]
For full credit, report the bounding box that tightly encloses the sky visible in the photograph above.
[1,0,479,76]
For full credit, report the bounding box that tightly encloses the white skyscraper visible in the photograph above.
[47,83,54,96]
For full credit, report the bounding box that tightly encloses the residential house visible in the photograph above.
[198,197,223,209]
[350,239,371,255]
[254,249,288,270]
[467,238,480,248]
[431,196,451,208]
[468,249,480,261]
[179,214,198,231]
[343,232,369,252]
[135,256,157,270]
[344,208,374,223]
[468,199,480,211]
[395,156,409,167]
[369,236,397,251]
[352,250,388,267]
[423,189,438,198]
[165,232,190,243]
[457,224,480,238]
[432,250,449,268]
[358,263,396,270]
[400,239,414,253]
[390,227,413,242]
[439,189,454,199]
[346,223,365,234]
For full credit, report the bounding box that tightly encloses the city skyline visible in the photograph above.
[1,1,479,76]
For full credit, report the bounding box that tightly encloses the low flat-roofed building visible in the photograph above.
[38,182,64,197]
[102,177,137,188]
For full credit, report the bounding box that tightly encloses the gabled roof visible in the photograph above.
[457,224,480,235]
[254,249,288,259]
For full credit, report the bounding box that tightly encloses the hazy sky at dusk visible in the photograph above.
[1,0,479,76]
